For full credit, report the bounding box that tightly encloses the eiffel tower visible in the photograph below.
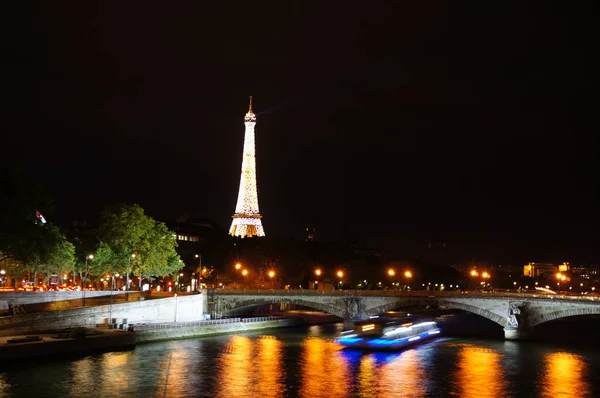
[229,96,265,237]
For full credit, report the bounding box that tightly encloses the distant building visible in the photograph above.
[305,227,316,242]
[166,215,227,262]
[571,264,600,281]
[523,262,562,278]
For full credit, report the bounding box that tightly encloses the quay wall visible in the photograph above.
[135,318,302,343]
[0,294,204,335]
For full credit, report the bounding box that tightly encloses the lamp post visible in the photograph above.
[194,254,202,291]
[481,272,490,290]
[470,269,479,291]
[387,269,395,290]
[126,253,136,291]
[268,270,275,290]
[315,268,322,290]
[404,270,412,290]
[337,270,344,289]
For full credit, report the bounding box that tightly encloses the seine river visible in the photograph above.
[1,323,600,397]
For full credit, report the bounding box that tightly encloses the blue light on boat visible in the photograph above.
[336,337,364,344]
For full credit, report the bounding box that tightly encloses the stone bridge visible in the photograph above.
[208,289,600,340]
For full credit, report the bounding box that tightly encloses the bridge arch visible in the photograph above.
[437,299,507,327]
[219,297,346,319]
[529,306,600,328]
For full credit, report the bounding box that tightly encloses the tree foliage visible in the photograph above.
[95,203,182,286]
[19,224,77,282]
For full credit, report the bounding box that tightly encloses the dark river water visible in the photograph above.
[1,323,599,397]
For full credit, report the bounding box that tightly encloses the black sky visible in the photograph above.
[2,2,598,263]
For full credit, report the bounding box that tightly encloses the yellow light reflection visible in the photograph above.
[157,347,195,397]
[256,336,284,398]
[541,352,589,398]
[100,352,132,391]
[69,358,95,396]
[452,345,506,398]
[357,355,377,394]
[215,336,254,398]
[300,337,350,398]
[376,350,426,397]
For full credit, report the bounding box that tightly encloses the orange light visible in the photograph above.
[482,272,489,279]
[361,324,375,331]
[470,270,478,277]
[388,269,396,277]
[337,271,344,278]
[242,269,248,276]
[268,271,275,278]
[404,271,412,278]
[556,273,562,279]
[315,269,322,277]
[235,263,242,270]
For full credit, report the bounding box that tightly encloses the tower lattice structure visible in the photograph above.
[229,96,265,238]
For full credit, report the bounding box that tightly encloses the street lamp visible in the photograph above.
[337,270,344,288]
[314,269,322,290]
[470,270,479,290]
[235,263,242,270]
[242,269,248,276]
[387,269,396,290]
[268,270,275,289]
[404,271,412,290]
[194,254,202,291]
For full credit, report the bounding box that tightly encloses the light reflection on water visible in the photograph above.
[300,337,349,397]
[449,343,507,397]
[0,326,599,398]
[541,352,589,398]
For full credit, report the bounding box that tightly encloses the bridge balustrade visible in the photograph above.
[213,289,600,303]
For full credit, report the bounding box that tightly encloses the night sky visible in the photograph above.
[3,2,597,264]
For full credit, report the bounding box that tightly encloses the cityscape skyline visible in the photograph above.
[2,2,596,264]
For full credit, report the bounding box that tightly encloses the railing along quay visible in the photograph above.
[133,316,284,330]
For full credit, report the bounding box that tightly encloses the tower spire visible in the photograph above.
[248,95,253,114]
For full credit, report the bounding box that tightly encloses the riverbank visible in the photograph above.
[0,317,305,362]
[0,329,135,362]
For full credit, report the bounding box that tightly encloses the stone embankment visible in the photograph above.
[0,329,135,362]
[0,317,302,362]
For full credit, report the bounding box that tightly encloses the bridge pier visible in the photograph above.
[343,320,355,331]
[503,326,530,340]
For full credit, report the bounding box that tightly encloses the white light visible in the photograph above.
[408,336,420,341]
[230,97,265,238]
[384,327,411,336]
[428,330,440,335]
[412,322,436,327]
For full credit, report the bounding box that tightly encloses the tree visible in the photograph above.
[21,224,77,285]
[91,242,119,278]
[136,221,182,287]
[40,226,76,285]
[96,203,181,290]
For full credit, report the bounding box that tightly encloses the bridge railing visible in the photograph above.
[213,289,600,303]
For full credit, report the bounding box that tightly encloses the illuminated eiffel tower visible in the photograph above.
[229,96,265,238]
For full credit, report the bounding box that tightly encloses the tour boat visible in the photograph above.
[334,316,441,351]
